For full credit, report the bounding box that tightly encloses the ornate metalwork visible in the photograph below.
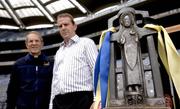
[106,7,168,108]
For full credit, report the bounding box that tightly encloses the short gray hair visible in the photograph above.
[25,31,43,43]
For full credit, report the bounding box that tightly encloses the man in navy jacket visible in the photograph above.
[6,31,53,109]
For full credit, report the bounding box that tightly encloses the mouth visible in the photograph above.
[62,32,68,36]
[31,46,40,50]
[31,46,38,49]
[61,30,69,35]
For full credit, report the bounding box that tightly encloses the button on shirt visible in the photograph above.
[49,35,98,108]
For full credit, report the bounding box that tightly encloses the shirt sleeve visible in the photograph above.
[85,38,98,73]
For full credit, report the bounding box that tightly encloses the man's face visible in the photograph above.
[57,17,77,42]
[26,33,43,56]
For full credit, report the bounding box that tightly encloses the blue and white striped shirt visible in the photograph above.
[49,35,98,108]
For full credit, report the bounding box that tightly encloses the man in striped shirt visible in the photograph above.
[49,13,98,109]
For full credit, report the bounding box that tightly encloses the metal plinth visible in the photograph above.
[105,106,169,109]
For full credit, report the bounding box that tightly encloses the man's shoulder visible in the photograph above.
[80,37,94,43]
[80,37,91,40]
[14,55,27,65]
[78,37,97,49]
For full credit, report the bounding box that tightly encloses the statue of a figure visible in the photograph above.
[107,7,166,108]
[112,8,144,105]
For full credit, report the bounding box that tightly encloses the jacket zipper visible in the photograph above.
[35,66,38,109]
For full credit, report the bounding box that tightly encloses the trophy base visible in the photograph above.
[105,106,169,109]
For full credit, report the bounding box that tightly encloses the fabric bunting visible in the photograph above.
[94,27,116,109]
[144,24,180,98]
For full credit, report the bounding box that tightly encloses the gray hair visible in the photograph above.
[25,31,43,43]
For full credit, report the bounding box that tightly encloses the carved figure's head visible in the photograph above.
[118,7,136,27]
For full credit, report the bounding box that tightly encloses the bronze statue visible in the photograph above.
[112,7,143,105]
[107,7,167,108]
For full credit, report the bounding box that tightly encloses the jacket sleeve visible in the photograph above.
[6,65,19,109]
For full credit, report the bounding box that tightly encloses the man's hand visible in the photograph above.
[165,94,173,109]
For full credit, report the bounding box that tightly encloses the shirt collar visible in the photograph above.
[25,53,48,62]
[60,35,79,47]
[71,35,79,43]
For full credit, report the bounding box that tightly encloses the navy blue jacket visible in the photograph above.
[6,53,53,109]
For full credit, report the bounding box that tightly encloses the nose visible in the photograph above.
[61,25,66,30]
[32,40,37,44]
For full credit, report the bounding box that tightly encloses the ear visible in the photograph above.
[74,24,77,31]
[41,41,44,47]
[25,42,28,49]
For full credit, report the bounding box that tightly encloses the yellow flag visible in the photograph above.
[144,24,180,98]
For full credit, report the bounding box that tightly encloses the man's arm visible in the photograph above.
[6,65,19,109]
